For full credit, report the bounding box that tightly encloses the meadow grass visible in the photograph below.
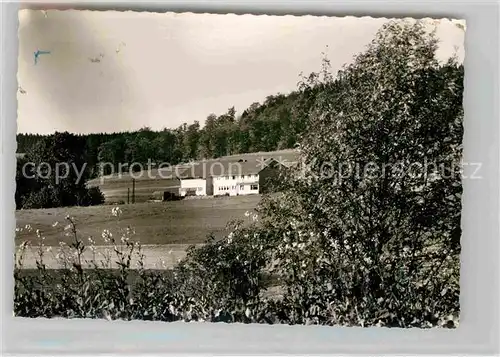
[15,195,261,247]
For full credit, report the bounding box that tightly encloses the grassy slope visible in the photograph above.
[15,195,261,247]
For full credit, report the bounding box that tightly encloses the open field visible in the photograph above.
[89,177,182,204]
[15,195,262,248]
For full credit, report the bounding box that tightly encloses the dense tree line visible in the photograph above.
[17,90,316,176]
[16,132,104,209]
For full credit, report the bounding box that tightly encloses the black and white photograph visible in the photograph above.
[14,10,465,329]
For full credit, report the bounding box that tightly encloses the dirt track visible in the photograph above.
[15,243,202,270]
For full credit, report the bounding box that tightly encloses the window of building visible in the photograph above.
[240,184,244,190]
[251,184,258,190]
[232,175,236,180]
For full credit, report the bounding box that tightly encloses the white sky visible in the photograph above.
[17,11,465,134]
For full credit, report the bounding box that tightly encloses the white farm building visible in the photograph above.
[176,150,299,197]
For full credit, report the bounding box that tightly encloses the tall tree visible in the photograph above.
[259,20,463,327]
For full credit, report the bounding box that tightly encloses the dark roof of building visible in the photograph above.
[178,156,295,179]
[87,150,301,183]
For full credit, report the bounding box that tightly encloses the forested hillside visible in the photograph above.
[17,86,320,177]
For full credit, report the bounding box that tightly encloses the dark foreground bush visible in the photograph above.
[252,20,462,328]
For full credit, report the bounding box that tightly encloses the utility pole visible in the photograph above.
[127,188,130,204]
[132,178,136,204]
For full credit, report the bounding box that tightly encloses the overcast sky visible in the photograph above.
[17,11,465,134]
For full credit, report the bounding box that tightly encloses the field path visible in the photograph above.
[16,243,203,270]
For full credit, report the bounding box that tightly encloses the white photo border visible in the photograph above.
[1,0,499,355]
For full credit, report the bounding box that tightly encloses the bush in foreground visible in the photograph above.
[256,20,462,327]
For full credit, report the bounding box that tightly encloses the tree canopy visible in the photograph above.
[16,132,104,209]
